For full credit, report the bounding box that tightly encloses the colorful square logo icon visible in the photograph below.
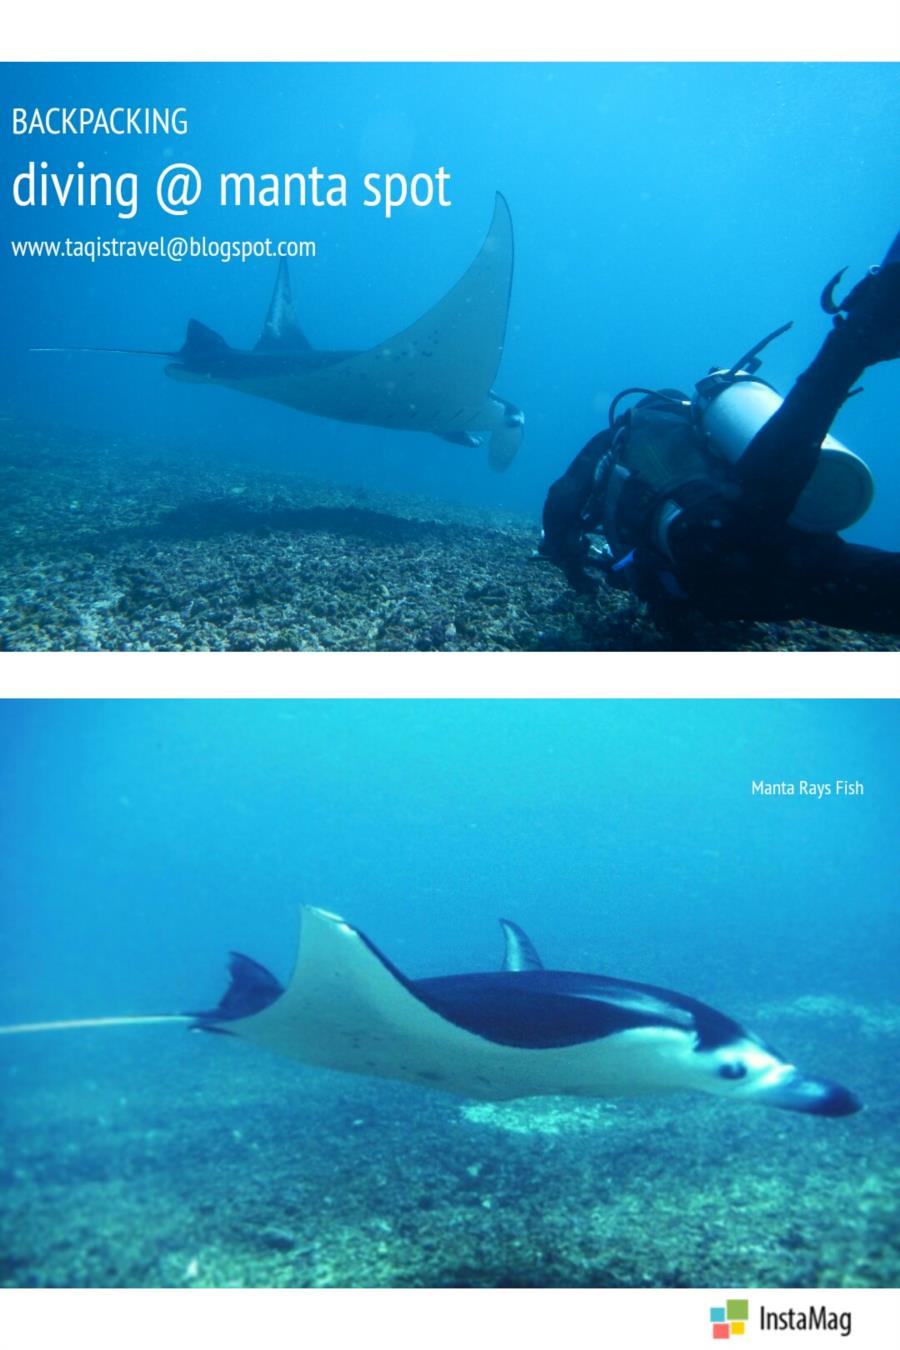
[710,1300,749,1339]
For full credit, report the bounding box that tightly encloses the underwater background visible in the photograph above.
[1,64,899,651]
[0,698,897,1286]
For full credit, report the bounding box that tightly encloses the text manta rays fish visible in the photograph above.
[0,907,861,1117]
[36,194,524,471]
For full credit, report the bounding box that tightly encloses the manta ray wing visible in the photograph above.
[302,192,518,439]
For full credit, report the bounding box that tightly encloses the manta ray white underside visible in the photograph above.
[212,906,694,1101]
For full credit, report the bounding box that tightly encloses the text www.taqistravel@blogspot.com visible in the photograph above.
[9,236,317,264]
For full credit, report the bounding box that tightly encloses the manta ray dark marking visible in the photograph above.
[0,907,862,1117]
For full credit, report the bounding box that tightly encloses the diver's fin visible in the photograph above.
[499,919,544,972]
[191,951,284,1023]
[255,260,312,352]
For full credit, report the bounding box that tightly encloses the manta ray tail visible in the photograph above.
[29,319,230,364]
[0,1014,190,1035]
[29,344,178,358]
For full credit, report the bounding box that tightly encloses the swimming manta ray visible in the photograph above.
[0,906,861,1117]
[35,194,524,471]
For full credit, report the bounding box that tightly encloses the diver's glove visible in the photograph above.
[823,261,900,366]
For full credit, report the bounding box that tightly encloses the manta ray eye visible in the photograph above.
[719,1062,747,1080]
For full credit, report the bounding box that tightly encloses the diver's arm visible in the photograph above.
[735,325,867,519]
[539,430,610,591]
[737,261,900,521]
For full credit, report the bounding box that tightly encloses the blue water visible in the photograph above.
[2,698,897,1024]
[2,63,898,544]
[2,699,898,1287]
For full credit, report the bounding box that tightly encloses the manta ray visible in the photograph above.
[36,194,524,470]
[0,906,861,1117]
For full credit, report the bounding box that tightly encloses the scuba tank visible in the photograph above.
[592,301,883,573]
[694,368,874,533]
[692,317,875,533]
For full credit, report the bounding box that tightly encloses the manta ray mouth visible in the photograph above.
[760,1070,862,1117]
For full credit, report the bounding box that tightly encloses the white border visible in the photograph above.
[0,651,898,698]
[3,1,900,60]
[1,1287,898,1350]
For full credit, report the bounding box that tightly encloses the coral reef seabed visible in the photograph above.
[1,999,897,1288]
[1,417,896,652]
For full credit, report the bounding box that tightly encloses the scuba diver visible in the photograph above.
[538,233,900,637]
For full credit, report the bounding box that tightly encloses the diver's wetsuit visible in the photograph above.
[541,262,900,636]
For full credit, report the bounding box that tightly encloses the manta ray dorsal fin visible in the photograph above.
[180,318,231,360]
[193,952,285,1023]
[499,919,544,972]
[255,259,312,352]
